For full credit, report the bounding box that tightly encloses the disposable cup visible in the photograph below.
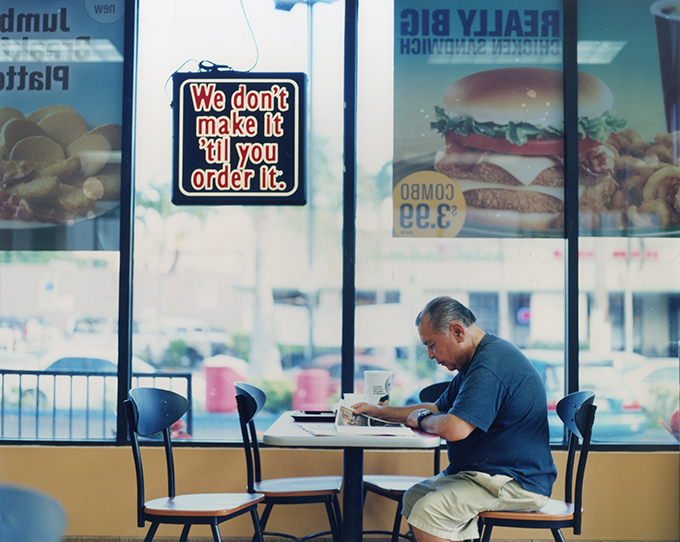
[364,370,392,405]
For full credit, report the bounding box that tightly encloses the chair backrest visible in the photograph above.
[235,382,267,492]
[125,387,190,527]
[419,381,449,403]
[555,390,597,535]
[0,484,67,542]
[419,381,449,474]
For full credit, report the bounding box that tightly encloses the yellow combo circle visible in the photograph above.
[392,171,467,238]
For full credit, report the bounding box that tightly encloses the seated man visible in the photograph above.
[354,296,556,542]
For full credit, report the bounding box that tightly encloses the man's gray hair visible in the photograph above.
[415,296,477,333]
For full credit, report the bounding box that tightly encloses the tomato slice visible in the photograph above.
[446,132,599,156]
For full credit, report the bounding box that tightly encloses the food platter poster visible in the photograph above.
[0,0,126,250]
[172,71,306,206]
[393,0,676,239]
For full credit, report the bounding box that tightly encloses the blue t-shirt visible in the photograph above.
[434,333,557,497]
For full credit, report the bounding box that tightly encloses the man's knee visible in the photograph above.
[402,485,420,517]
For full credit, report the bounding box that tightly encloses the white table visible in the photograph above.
[263,412,441,542]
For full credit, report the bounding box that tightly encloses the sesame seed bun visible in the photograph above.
[442,67,614,127]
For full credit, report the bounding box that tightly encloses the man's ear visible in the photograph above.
[449,322,465,341]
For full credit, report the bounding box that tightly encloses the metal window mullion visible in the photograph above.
[1,373,4,438]
[563,0,579,396]
[86,375,90,440]
[341,0,358,396]
[34,374,39,439]
[116,0,138,446]
[186,373,193,434]
[18,374,22,439]
[51,375,57,438]
[69,376,73,439]
[102,376,107,439]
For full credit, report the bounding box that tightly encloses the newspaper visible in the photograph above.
[295,401,415,436]
[337,404,402,427]
[334,403,414,436]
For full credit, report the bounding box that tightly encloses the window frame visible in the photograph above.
[4,0,674,451]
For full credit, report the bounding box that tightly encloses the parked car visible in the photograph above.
[160,318,231,366]
[6,348,156,412]
[623,358,679,424]
[64,315,118,350]
[523,350,647,440]
[0,316,61,353]
[405,350,647,441]
[64,315,168,366]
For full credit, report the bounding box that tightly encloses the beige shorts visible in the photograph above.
[403,470,548,541]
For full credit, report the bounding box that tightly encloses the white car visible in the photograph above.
[623,358,679,422]
[10,348,156,412]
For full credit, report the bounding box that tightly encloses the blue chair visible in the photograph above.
[362,380,449,542]
[235,382,343,542]
[0,484,67,542]
[125,387,265,542]
[479,391,597,542]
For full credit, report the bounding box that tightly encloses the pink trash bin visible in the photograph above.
[204,357,247,413]
[293,368,331,411]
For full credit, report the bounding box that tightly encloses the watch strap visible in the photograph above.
[417,409,434,431]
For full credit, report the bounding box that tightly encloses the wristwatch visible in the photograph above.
[417,409,434,431]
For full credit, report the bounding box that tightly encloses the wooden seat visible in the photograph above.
[125,387,265,542]
[478,391,597,542]
[362,381,448,542]
[482,499,575,521]
[235,382,343,542]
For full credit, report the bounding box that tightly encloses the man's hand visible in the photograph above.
[352,402,437,425]
[351,402,383,418]
[406,408,432,430]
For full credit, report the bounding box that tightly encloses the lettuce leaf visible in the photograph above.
[430,106,626,146]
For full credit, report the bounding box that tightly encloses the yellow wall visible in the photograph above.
[0,446,677,540]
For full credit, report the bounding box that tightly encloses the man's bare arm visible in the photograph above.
[407,410,475,441]
[352,402,439,424]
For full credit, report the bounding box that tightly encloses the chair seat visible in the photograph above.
[255,476,343,497]
[145,493,265,517]
[479,499,578,522]
[363,475,427,497]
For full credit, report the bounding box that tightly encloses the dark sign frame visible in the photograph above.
[172,71,306,206]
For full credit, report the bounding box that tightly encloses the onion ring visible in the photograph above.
[642,166,680,201]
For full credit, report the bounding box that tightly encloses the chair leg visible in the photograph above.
[251,503,273,542]
[479,521,492,542]
[391,501,404,542]
[178,524,191,542]
[211,524,223,542]
[144,523,159,542]
[333,495,343,542]
[551,528,566,542]
[259,502,274,531]
[325,497,342,542]
[251,509,265,542]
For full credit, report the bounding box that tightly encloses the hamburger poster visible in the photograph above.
[393,0,677,238]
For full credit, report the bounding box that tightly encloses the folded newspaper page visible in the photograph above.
[334,403,414,436]
[337,404,401,427]
[294,400,415,436]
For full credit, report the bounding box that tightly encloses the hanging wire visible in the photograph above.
[240,0,260,72]
[164,59,200,106]
[163,0,260,106]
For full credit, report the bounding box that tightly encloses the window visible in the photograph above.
[0,0,676,447]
